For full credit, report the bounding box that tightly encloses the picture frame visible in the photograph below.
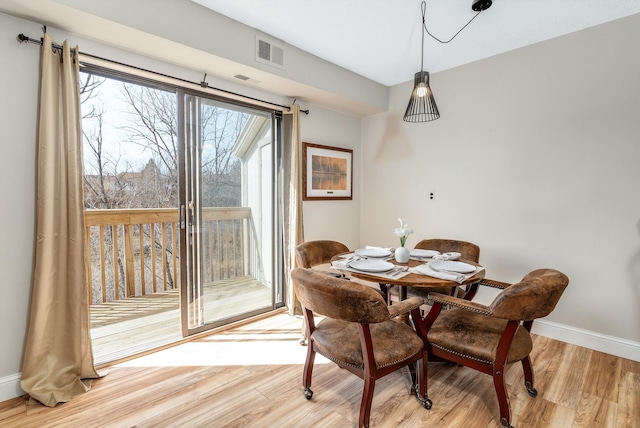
[302,142,353,201]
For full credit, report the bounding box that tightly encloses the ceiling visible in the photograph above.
[2,0,639,116]
[193,0,640,87]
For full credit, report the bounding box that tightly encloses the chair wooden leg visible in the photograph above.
[415,355,432,409]
[302,343,316,399]
[359,375,376,428]
[521,356,538,397]
[493,367,513,428]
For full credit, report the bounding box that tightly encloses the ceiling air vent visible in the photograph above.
[256,36,284,69]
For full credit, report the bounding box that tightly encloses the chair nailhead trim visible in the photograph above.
[431,299,489,315]
[321,351,420,370]
[431,344,492,365]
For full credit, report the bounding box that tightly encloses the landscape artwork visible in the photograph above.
[303,142,352,200]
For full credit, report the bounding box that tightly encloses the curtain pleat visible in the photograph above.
[282,105,304,315]
[20,34,99,407]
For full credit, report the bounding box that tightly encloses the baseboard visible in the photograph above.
[533,320,640,362]
[0,373,23,404]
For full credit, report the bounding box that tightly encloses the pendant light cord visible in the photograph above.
[420,2,426,72]
[422,0,484,44]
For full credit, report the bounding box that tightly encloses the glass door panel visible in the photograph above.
[179,91,276,335]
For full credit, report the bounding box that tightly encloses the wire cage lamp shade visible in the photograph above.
[403,71,439,122]
[403,0,440,123]
[403,0,492,123]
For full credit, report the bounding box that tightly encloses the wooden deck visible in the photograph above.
[90,276,273,365]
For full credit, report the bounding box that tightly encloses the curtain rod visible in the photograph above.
[16,33,310,115]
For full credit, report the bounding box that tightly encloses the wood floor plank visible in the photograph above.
[583,351,622,403]
[3,313,639,428]
[520,335,566,392]
[515,395,573,428]
[541,341,591,408]
[572,392,617,427]
[419,364,496,428]
[616,370,640,428]
[620,357,640,375]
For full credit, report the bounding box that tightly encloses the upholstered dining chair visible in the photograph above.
[295,240,350,345]
[291,267,432,428]
[295,239,349,269]
[396,238,481,304]
[418,268,569,428]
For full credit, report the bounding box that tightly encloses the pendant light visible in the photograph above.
[403,1,439,123]
[403,0,492,123]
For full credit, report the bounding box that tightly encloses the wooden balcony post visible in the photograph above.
[124,224,135,298]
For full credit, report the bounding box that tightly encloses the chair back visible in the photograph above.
[489,268,569,321]
[414,239,480,262]
[291,267,390,324]
[295,240,349,268]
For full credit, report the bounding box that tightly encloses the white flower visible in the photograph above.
[394,218,414,246]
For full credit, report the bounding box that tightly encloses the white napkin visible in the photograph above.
[412,264,485,284]
[412,264,465,282]
[432,252,461,261]
[331,259,350,269]
[338,252,356,259]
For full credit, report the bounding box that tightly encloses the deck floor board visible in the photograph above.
[90,276,273,364]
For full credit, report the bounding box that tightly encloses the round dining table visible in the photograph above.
[330,254,485,303]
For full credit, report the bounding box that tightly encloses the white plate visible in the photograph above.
[429,260,476,273]
[355,248,391,258]
[410,249,440,258]
[349,259,395,273]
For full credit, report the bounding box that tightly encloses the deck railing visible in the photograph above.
[84,207,252,305]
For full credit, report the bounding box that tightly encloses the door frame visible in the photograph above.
[177,88,284,337]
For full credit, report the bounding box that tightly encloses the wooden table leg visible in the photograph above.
[378,283,392,305]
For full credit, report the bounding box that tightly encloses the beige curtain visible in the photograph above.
[20,34,99,407]
[282,104,305,315]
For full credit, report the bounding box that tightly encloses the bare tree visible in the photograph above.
[81,73,249,302]
[201,105,247,207]
[118,85,245,208]
[118,83,180,207]
[119,83,178,174]
[80,73,104,120]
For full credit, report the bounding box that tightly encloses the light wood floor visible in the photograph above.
[2,312,638,428]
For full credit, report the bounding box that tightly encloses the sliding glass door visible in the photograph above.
[82,65,284,360]
[179,90,281,335]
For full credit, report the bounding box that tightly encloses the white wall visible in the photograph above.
[361,14,640,358]
[0,11,363,401]
[298,105,362,250]
[0,13,41,402]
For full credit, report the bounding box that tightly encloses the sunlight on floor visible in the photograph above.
[115,315,330,367]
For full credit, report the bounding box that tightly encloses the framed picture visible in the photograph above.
[303,142,353,200]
